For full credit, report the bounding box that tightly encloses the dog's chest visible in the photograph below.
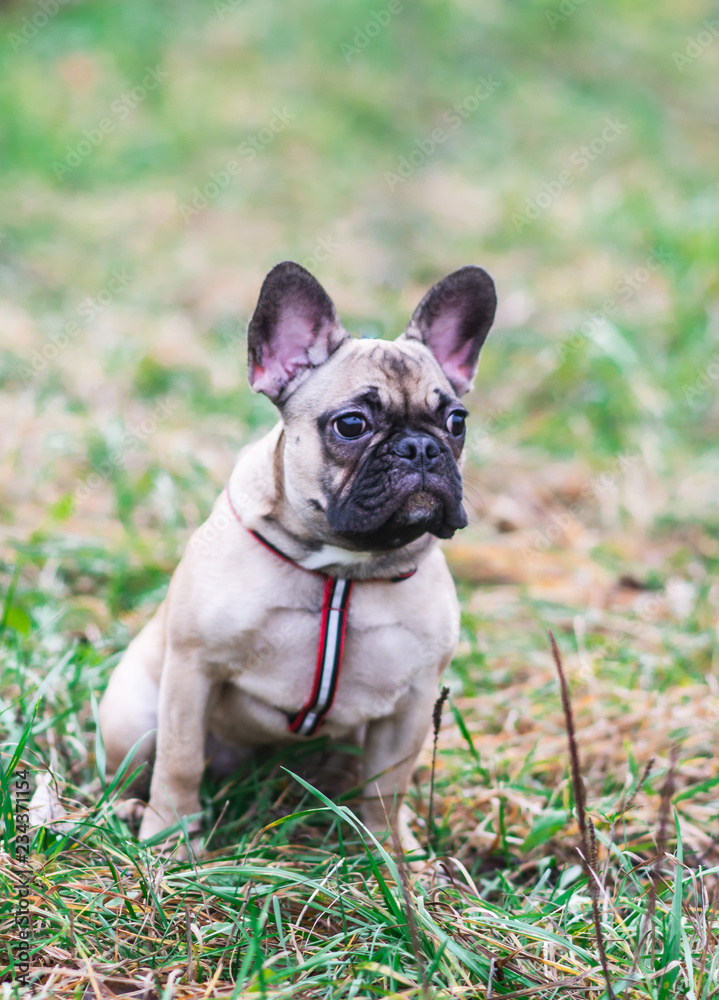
[220,579,446,734]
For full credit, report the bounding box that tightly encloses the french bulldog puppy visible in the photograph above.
[99,261,497,858]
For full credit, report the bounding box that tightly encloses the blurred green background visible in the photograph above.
[2,0,719,504]
[1,0,718,457]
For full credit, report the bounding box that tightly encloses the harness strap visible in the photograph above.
[288,576,352,735]
[224,486,414,734]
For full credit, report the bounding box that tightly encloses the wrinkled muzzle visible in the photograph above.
[326,435,467,550]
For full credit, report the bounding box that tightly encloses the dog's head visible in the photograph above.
[247,262,496,552]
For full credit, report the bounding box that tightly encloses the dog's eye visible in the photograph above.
[333,413,368,439]
[446,411,466,436]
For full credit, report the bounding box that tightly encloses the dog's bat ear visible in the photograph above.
[400,266,497,396]
[247,261,349,402]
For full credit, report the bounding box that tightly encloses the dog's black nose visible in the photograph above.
[392,433,441,466]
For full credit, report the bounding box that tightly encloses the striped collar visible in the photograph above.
[224,486,415,735]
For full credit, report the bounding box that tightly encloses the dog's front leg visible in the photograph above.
[138,645,211,852]
[360,681,439,858]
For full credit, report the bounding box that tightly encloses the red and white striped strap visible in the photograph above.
[224,486,414,736]
[288,575,353,736]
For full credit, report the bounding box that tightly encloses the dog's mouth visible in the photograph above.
[390,491,453,533]
[327,481,468,551]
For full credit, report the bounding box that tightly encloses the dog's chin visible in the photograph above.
[330,492,468,552]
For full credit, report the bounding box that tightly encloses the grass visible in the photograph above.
[1,0,719,995]
[2,616,718,998]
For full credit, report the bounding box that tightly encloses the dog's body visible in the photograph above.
[99,262,496,855]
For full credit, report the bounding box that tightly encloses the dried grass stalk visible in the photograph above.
[548,629,615,1000]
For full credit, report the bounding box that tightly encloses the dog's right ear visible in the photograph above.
[247,262,349,403]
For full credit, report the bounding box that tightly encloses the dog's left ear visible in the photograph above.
[247,261,349,402]
[400,265,497,396]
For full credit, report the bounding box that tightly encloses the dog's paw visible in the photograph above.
[139,803,202,860]
[140,826,203,863]
[139,794,202,837]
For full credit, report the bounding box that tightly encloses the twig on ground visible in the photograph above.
[185,905,194,984]
[548,629,615,1000]
[427,685,450,853]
